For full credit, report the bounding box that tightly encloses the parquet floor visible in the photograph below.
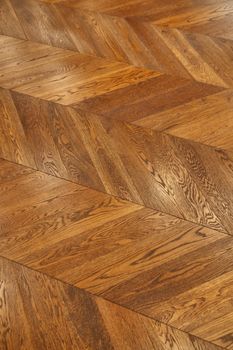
[1,1,233,349]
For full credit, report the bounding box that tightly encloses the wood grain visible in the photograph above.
[0,35,159,105]
[0,0,25,39]
[77,81,233,151]
[0,158,231,348]
[1,0,233,88]
[11,0,76,50]
[147,1,233,40]
[44,0,222,17]
[135,89,233,151]
[2,257,221,350]
[1,0,233,348]
[2,90,233,235]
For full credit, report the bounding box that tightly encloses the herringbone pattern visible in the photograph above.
[1,0,233,349]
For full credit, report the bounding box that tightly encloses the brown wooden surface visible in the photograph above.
[1,0,233,349]
[2,90,233,235]
[2,256,222,350]
[0,158,230,349]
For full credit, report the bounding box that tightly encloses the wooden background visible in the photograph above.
[1,0,233,348]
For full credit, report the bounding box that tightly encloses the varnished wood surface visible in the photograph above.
[1,0,233,87]
[2,90,233,235]
[0,158,231,349]
[0,35,159,105]
[1,0,233,348]
[2,257,221,350]
[77,83,233,151]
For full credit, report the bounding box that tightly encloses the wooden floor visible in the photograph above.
[1,1,233,349]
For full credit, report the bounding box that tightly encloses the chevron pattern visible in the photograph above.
[2,0,233,87]
[2,89,233,235]
[1,0,233,349]
[1,255,223,350]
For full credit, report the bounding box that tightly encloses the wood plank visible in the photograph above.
[100,238,233,349]
[0,88,36,168]
[0,0,25,39]
[128,19,233,88]
[11,0,77,50]
[0,158,231,348]
[135,89,233,151]
[0,158,34,183]
[55,5,158,68]
[145,271,233,349]
[48,0,221,17]
[0,158,141,229]
[75,73,223,122]
[2,257,221,350]
[79,82,233,151]
[148,1,233,41]
[3,0,233,88]
[2,91,233,234]
[1,0,233,348]
[0,35,159,105]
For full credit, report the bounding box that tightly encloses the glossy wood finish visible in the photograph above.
[77,83,233,151]
[2,90,233,235]
[1,0,233,87]
[40,0,225,17]
[2,257,221,350]
[0,35,159,105]
[1,0,233,348]
[128,21,233,87]
[143,1,233,40]
[0,158,230,349]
